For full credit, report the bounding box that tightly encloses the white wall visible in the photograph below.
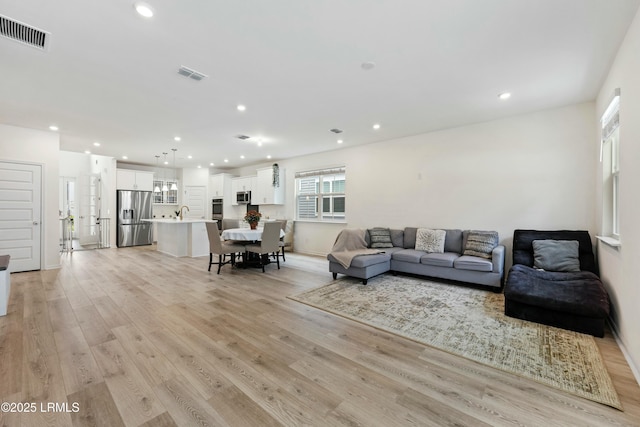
[236,103,597,259]
[0,124,60,270]
[595,8,640,381]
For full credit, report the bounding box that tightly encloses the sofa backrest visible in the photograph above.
[512,229,598,275]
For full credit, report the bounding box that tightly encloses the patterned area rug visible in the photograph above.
[289,275,622,410]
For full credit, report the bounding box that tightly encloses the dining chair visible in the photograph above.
[272,219,289,262]
[245,221,281,272]
[206,222,246,274]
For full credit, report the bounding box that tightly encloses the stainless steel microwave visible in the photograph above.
[236,191,251,204]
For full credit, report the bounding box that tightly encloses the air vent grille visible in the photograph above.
[236,135,251,140]
[0,14,50,51]
[178,65,208,81]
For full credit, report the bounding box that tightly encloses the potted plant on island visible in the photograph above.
[244,210,262,230]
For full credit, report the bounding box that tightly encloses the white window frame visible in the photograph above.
[600,89,620,241]
[295,167,346,222]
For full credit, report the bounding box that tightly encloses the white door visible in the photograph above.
[0,161,42,272]
[78,174,101,246]
[184,186,206,219]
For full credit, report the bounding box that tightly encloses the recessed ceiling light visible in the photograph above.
[197,165,201,169]
[187,155,192,159]
[49,125,58,131]
[209,162,214,166]
[361,61,376,70]
[224,159,229,163]
[134,2,154,18]
[174,136,181,142]
[240,155,245,159]
[498,92,511,100]
[373,123,381,130]
[122,156,128,160]
[164,160,169,165]
[267,155,272,159]
[84,150,91,154]
[93,142,100,147]
[237,104,246,112]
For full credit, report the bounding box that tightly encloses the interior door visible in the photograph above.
[0,161,42,272]
[184,186,206,218]
[78,174,100,246]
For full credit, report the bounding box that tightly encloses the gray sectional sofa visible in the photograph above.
[328,227,505,290]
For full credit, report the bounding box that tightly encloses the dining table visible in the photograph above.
[221,226,285,268]
[221,226,285,242]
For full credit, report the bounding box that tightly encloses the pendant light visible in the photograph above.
[170,148,178,191]
[162,152,169,192]
[153,155,161,193]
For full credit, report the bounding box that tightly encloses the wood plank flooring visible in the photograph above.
[0,245,639,426]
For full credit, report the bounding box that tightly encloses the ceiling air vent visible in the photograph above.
[0,14,50,51]
[330,128,343,134]
[236,135,251,140]
[178,65,208,81]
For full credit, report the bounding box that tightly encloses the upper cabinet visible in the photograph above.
[254,166,285,205]
[116,169,154,191]
[210,173,234,198]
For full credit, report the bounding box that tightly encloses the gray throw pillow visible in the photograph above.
[532,240,580,272]
[463,230,499,259]
[368,228,393,248]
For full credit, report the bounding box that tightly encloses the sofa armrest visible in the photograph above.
[492,245,505,274]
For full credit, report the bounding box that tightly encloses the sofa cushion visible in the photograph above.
[421,252,459,268]
[368,228,393,248]
[390,229,404,248]
[454,255,493,272]
[328,252,390,268]
[415,228,446,253]
[512,230,598,275]
[463,230,499,259]
[505,265,609,317]
[532,239,580,272]
[391,249,424,263]
[443,229,463,253]
[380,246,405,256]
[403,227,417,249]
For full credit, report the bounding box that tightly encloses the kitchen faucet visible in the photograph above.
[179,205,190,220]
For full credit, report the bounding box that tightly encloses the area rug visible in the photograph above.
[288,275,622,410]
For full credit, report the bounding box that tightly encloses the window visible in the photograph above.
[601,89,620,239]
[296,167,346,221]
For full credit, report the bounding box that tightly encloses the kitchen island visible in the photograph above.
[143,218,216,257]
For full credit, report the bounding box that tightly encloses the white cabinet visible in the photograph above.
[152,179,179,205]
[117,169,154,191]
[210,173,234,198]
[231,176,256,205]
[254,167,285,205]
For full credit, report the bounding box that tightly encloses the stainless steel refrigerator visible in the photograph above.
[117,190,153,247]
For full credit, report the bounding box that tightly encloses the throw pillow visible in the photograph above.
[368,228,393,248]
[415,228,446,253]
[532,239,580,272]
[463,230,499,259]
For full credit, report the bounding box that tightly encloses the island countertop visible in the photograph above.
[143,218,217,224]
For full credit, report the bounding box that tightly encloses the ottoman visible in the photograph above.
[504,264,610,337]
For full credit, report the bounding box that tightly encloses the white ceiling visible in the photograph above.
[1,0,638,169]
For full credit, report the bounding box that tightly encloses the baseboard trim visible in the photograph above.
[607,317,640,386]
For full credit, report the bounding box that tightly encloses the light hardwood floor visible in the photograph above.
[0,246,639,426]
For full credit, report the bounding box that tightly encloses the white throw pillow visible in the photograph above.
[415,228,446,253]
